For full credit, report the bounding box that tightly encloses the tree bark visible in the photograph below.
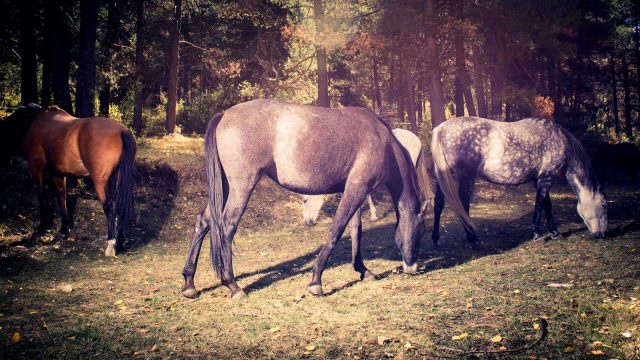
[76,0,99,117]
[610,54,620,137]
[133,0,145,135]
[372,56,381,111]
[165,0,182,134]
[314,0,329,107]
[99,0,119,117]
[621,52,634,141]
[488,15,506,121]
[471,43,488,118]
[19,0,38,105]
[48,0,73,113]
[424,0,446,128]
[401,45,418,133]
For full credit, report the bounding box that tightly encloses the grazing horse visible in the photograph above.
[181,99,432,299]
[430,116,607,246]
[0,104,136,256]
[301,128,430,225]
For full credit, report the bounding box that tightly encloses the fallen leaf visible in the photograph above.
[533,323,540,330]
[150,344,158,352]
[591,341,604,348]
[452,333,468,341]
[490,335,503,343]
[591,350,604,356]
[621,332,633,338]
[404,342,414,350]
[305,344,316,351]
[564,346,574,353]
[11,331,21,344]
[59,284,73,293]
[580,312,586,318]
[66,336,76,340]
[377,335,389,345]
[114,300,124,306]
[547,283,573,288]
[513,289,521,294]
[466,302,473,309]
[29,310,37,315]
[499,346,508,351]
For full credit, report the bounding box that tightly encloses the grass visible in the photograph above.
[0,135,639,359]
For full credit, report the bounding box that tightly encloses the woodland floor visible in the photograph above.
[0,135,639,359]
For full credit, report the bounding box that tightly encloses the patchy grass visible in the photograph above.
[1,135,639,359]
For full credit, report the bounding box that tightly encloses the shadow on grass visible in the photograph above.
[0,159,179,272]
[199,184,639,297]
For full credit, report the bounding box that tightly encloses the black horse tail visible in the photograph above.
[431,127,476,233]
[115,130,136,237]
[204,112,226,278]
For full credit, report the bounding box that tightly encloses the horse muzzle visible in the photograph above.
[402,261,418,275]
[592,231,605,239]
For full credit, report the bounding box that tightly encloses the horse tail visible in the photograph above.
[204,112,226,278]
[431,127,477,233]
[115,130,136,237]
[415,148,435,215]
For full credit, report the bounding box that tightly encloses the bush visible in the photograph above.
[177,89,237,134]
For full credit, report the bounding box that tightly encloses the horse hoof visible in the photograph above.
[308,284,324,296]
[231,290,248,301]
[532,233,544,241]
[181,287,198,299]
[550,231,561,239]
[104,240,117,257]
[362,271,377,281]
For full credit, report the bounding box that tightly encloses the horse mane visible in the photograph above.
[560,126,600,192]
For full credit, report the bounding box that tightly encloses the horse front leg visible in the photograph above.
[532,177,553,240]
[542,195,560,239]
[31,168,53,234]
[181,205,210,299]
[431,185,444,247]
[309,181,368,296]
[349,207,375,281]
[52,175,72,236]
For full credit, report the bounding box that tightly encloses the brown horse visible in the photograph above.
[0,104,136,256]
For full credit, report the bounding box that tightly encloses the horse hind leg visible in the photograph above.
[51,175,72,236]
[216,174,260,300]
[432,185,444,247]
[366,194,379,222]
[94,176,118,256]
[458,176,478,246]
[349,207,375,281]
[181,204,211,299]
[542,195,560,238]
[309,179,369,296]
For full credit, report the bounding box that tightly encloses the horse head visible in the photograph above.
[576,185,607,238]
[0,103,43,166]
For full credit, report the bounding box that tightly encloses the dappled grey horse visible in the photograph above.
[302,128,426,225]
[181,100,433,300]
[431,117,607,246]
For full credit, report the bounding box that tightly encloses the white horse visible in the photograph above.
[302,128,425,225]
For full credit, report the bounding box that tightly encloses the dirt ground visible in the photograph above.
[0,135,639,359]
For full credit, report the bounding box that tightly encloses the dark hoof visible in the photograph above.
[308,284,324,296]
[470,242,484,251]
[231,290,248,301]
[550,230,561,239]
[362,271,377,281]
[181,287,198,299]
[532,233,544,241]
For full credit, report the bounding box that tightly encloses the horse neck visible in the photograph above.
[387,144,421,217]
[565,142,599,200]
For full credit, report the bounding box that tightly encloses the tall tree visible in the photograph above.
[487,13,506,121]
[99,0,121,117]
[165,0,181,134]
[314,0,329,107]
[48,0,73,113]
[401,44,417,132]
[621,52,634,140]
[452,0,476,117]
[133,0,145,135]
[424,0,446,127]
[610,54,620,137]
[76,0,99,117]
[19,0,38,105]
[471,43,488,118]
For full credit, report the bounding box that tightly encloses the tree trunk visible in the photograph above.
[621,52,634,141]
[387,51,396,106]
[401,46,417,133]
[610,54,621,137]
[165,0,182,134]
[76,0,99,117]
[488,16,506,121]
[99,0,119,117]
[48,0,73,113]
[424,0,446,128]
[314,0,329,107]
[133,0,145,135]
[471,43,488,118]
[372,56,381,111]
[19,0,38,105]
[41,7,52,106]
